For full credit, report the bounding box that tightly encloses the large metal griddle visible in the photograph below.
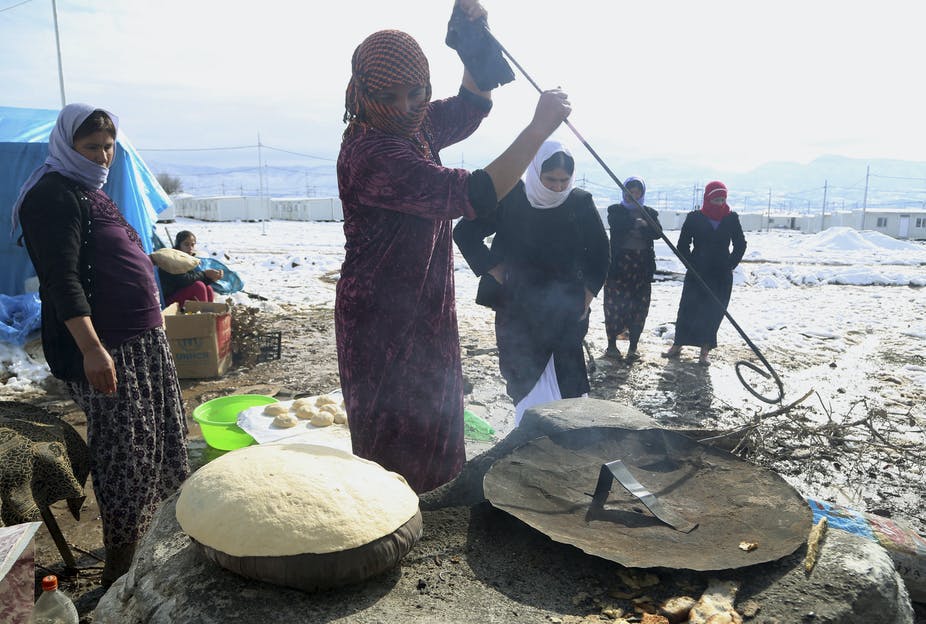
[483,427,812,571]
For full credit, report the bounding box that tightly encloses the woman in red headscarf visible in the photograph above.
[336,3,571,493]
[663,181,746,365]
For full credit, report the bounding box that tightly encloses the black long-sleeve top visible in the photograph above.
[677,210,747,273]
[19,172,162,381]
[606,202,663,278]
[454,182,610,300]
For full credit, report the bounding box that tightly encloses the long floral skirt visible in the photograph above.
[67,327,189,548]
[603,250,653,343]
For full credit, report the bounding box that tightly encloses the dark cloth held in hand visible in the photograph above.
[445,5,515,92]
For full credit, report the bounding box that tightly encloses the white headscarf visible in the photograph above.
[523,139,574,209]
[10,103,118,235]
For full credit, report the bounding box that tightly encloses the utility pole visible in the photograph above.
[766,188,772,232]
[820,180,828,233]
[258,134,267,235]
[51,0,66,106]
[861,164,870,230]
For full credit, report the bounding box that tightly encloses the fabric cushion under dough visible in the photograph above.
[175,444,422,591]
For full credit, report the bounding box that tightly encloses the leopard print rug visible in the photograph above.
[0,401,89,526]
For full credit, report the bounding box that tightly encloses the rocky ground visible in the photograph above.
[15,290,926,622]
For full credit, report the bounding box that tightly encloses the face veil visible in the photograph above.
[343,30,433,142]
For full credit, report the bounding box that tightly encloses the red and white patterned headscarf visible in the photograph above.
[343,30,432,144]
[701,180,731,221]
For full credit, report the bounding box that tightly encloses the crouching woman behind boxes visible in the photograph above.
[158,229,223,308]
[12,104,190,587]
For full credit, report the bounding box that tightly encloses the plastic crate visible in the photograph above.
[257,331,282,363]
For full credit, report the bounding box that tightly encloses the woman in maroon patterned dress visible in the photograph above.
[336,9,571,492]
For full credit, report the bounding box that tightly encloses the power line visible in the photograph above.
[262,145,336,162]
[138,143,337,162]
[0,0,33,13]
[871,173,926,181]
[139,145,256,152]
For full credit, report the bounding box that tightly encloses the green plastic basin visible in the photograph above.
[192,394,278,451]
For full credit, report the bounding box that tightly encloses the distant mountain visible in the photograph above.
[149,154,926,216]
[148,159,340,200]
[579,154,926,214]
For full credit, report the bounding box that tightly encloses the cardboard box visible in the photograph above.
[162,300,232,378]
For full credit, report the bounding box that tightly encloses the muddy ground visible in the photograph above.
[16,285,926,622]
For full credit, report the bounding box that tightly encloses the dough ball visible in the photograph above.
[295,405,318,420]
[333,409,348,425]
[310,411,334,428]
[315,395,337,407]
[292,397,315,409]
[273,413,299,428]
[263,403,288,416]
[318,403,340,416]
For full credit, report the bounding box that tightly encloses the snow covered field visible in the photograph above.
[160,219,926,407]
[3,220,925,400]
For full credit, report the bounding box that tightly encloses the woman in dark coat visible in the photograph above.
[454,140,609,425]
[663,180,747,365]
[603,176,662,361]
[12,104,189,586]
[158,230,223,307]
[336,17,571,492]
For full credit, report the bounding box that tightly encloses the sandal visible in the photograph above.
[624,349,640,363]
[604,345,623,360]
[661,347,681,359]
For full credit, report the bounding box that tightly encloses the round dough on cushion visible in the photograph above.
[175,444,419,558]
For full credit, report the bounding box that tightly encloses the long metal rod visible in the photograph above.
[485,27,784,404]
[51,0,66,106]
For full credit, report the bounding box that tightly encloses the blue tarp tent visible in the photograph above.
[0,105,171,295]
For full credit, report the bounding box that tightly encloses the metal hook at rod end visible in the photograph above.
[735,361,785,405]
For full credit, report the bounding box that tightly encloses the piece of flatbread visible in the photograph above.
[175,444,418,556]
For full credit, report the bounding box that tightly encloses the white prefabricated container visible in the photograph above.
[271,197,343,221]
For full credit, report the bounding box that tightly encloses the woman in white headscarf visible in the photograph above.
[14,103,189,587]
[454,139,609,425]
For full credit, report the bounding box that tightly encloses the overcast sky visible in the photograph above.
[2,0,923,173]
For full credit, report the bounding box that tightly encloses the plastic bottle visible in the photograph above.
[29,575,79,624]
